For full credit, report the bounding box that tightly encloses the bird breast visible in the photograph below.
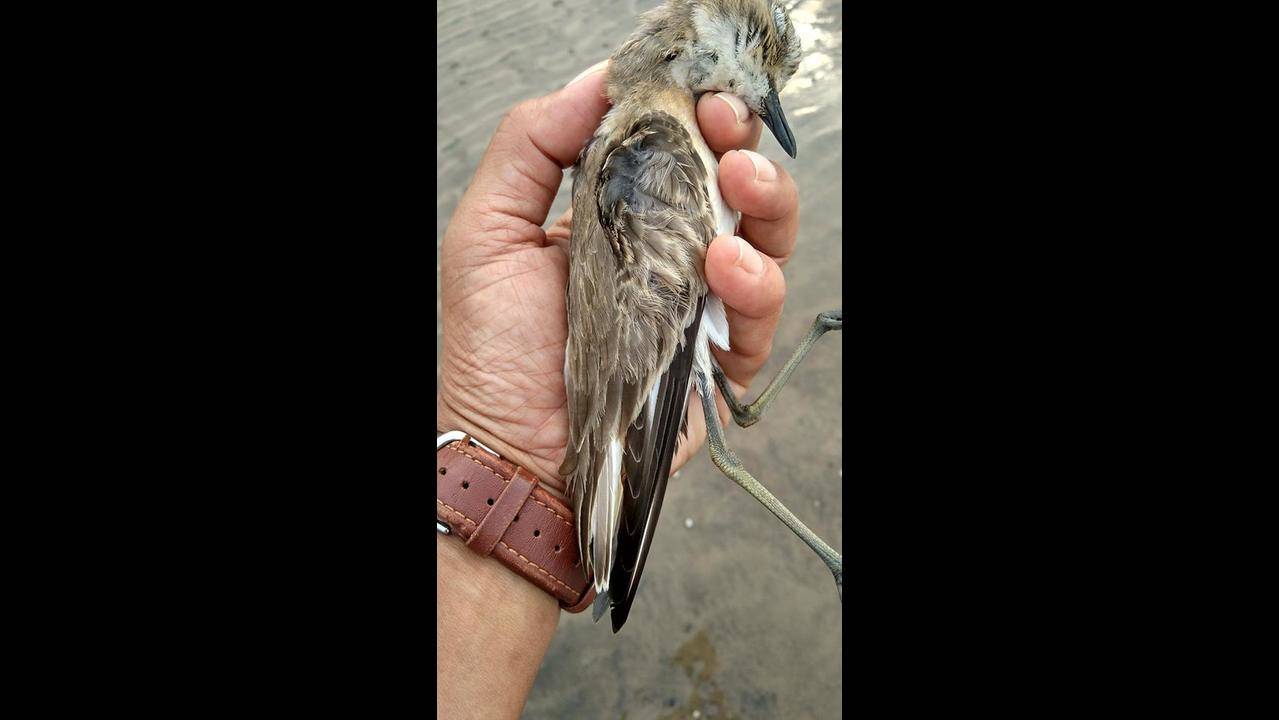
[666,96,739,240]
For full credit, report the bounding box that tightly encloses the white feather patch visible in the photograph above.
[704,294,730,351]
[562,350,574,448]
[591,437,624,594]
[693,322,713,398]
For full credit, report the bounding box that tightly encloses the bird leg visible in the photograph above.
[697,373,842,601]
[712,310,842,428]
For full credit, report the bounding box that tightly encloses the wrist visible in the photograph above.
[437,392,568,501]
[436,534,558,719]
[436,424,595,611]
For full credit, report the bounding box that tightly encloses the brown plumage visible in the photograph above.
[559,0,802,632]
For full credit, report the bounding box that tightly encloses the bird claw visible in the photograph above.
[818,309,842,330]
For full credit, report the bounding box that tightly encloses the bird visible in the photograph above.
[559,0,840,634]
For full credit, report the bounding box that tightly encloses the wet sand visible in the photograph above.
[437,1,843,716]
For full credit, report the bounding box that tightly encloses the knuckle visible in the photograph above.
[737,342,775,368]
[772,269,787,302]
[499,99,536,132]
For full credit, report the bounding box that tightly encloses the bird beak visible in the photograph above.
[761,89,797,159]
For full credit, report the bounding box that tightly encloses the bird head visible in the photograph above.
[616,0,803,157]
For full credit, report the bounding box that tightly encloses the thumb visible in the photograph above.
[451,62,611,246]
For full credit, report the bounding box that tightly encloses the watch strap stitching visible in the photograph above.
[466,468,536,556]
[437,500,579,596]
[449,442,574,528]
[496,542,577,594]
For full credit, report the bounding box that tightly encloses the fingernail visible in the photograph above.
[714,92,749,125]
[567,59,609,88]
[739,149,777,183]
[734,236,764,275]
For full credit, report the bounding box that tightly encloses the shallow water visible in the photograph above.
[437,1,843,716]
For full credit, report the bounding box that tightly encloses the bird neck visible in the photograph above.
[608,81,697,128]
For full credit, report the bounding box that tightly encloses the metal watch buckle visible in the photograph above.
[436,431,501,535]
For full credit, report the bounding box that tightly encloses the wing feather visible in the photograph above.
[562,109,716,631]
[610,295,706,631]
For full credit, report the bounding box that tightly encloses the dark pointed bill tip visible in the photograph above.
[762,89,797,159]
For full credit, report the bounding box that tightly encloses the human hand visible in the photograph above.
[439,61,801,490]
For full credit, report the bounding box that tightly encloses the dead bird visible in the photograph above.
[560,0,842,633]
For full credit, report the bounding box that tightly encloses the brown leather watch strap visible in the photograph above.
[436,435,595,612]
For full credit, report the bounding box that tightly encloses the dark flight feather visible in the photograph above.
[609,295,706,632]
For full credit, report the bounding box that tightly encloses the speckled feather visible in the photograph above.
[558,0,802,632]
[560,110,714,602]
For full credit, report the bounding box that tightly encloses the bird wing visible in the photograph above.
[610,293,705,632]
[562,110,716,631]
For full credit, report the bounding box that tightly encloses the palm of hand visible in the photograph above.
[439,223,573,485]
[439,207,712,491]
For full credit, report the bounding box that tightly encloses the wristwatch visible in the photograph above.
[436,431,595,612]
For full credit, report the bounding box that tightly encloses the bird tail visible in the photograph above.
[589,435,623,618]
